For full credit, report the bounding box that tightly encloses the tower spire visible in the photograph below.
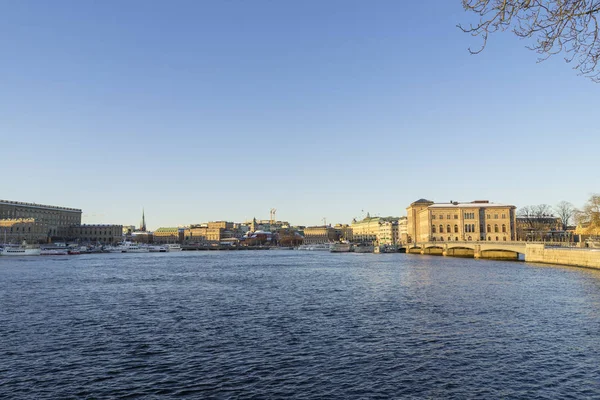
[140,208,146,231]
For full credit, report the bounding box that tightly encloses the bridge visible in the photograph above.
[407,241,528,260]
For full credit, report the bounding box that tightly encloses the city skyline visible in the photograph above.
[2,1,597,229]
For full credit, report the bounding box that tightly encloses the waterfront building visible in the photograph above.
[0,199,82,243]
[303,225,339,244]
[406,199,517,243]
[153,227,183,244]
[65,224,123,244]
[398,216,408,245]
[516,216,563,241]
[351,214,400,245]
[378,220,398,246]
[333,224,353,242]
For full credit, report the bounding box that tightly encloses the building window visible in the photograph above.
[502,214,506,219]
[494,214,498,219]
[502,224,506,233]
[455,237,458,241]
[432,215,436,220]
[448,236,451,242]
[447,225,451,233]
[439,215,443,220]
[454,215,458,219]
[496,236,499,241]
[432,226,436,233]
[447,214,451,219]
[487,224,491,233]
[494,224,499,233]
[439,225,444,233]
[454,225,458,233]
[440,237,444,241]
[468,236,472,241]
[488,236,491,241]
[503,237,507,241]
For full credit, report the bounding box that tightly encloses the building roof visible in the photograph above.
[428,202,515,209]
[0,199,82,212]
[411,198,434,205]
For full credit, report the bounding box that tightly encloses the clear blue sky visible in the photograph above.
[1,1,597,229]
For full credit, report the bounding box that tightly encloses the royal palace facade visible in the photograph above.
[406,199,517,244]
[0,199,82,243]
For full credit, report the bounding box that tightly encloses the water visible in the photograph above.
[1,251,600,399]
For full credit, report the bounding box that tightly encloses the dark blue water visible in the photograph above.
[1,251,600,399]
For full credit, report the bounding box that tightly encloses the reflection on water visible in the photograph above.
[1,251,600,399]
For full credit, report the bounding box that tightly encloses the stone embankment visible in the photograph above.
[525,244,600,270]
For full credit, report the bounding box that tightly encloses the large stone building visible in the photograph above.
[303,226,340,244]
[65,224,123,244]
[406,199,517,243]
[351,214,401,245]
[153,227,183,244]
[0,199,82,243]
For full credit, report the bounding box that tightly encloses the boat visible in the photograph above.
[2,245,41,256]
[40,248,69,256]
[166,244,182,252]
[330,242,352,253]
[297,243,331,251]
[353,243,374,253]
[149,245,168,253]
[112,242,150,253]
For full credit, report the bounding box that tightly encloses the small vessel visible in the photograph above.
[297,243,331,251]
[2,245,41,256]
[112,242,150,253]
[149,245,168,253]
[166,244,182,252]
[41,248,69,256]
[353,243,374,253]
[330,242,352,253]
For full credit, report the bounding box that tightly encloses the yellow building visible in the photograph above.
[351,214,401,245]
[303,226,339,244]
[406,199,517,243]
[153,227,182,244]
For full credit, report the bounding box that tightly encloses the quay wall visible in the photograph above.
[526,244,600,270]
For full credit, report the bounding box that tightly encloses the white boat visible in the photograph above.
[2,246,41,256]
[40,248,69,256]
[353,243,374,253]
[297,243,331,251]
[112,242,150,253]
[330,242,352,253]
[166,244,182,252]
[149,245,168,253]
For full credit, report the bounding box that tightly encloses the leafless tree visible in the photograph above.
[459,1,600,81]
[576,194,600,235]
[517,204,555,240]
[554,201,577,230]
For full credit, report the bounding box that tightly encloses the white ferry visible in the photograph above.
[353,243,374,253]
[2,246,41,256]
[149,245,168,253]
[111,242,150,253]
[166,244,182,252]
[330,242,352,253]
[297,243,331,251]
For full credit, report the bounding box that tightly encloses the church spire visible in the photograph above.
[140,208,147,231]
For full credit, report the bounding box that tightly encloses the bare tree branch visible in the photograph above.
[459,0,600,81]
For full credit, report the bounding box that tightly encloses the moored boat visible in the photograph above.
[353,243,374,253]
[166,244,182,252]
[330,242,352,253]
[2,245,41,256]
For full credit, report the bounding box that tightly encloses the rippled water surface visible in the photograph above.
[1,251,600,399]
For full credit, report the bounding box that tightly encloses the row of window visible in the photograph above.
[432,236,508,242]
[432,224,508,233]
[432,213,508,220]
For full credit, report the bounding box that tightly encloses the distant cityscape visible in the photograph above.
[0,198,594,248]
